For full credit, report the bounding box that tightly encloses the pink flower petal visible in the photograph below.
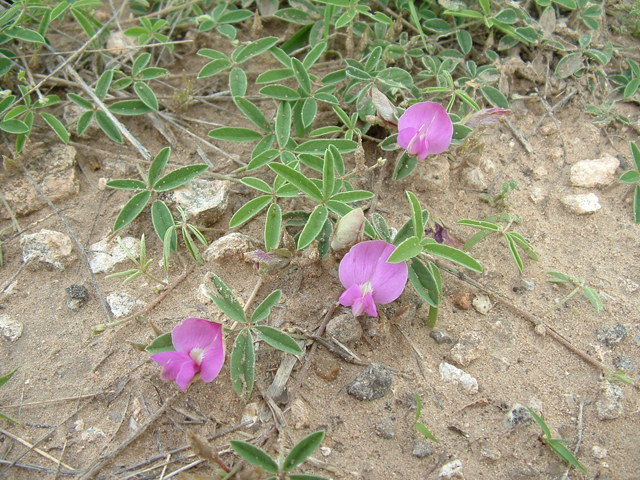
[339,241,394,288]
[397,127,417,150]
[151,351,192,381]
[199,338,225,382]
[407,131,430,160]
[175,361,198,391]
[339,284,363,309]
[370,259,408,304]
[172,318,221,353]
[423,105,453,154]
[361,291,378,317]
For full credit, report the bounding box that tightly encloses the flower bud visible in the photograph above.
[368,87,398,126]
[331,207,365,254]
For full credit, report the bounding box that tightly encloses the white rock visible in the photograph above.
[172,179,230,226]
[81,427,105,442]
[106,292,142,318]
[472,294,492,315]
[596,381,623,420]
[439,459,464,478]
[0,315,23,342]
[530,186,547,204]
[570,154,620,188]
[20,229,73,270]
[89,237,140,273]
[205,233,256,263]
[592,446,608,460]
[460,168,487,190]
[106,31,137,55]
[561,193,601,214]
[439,362,478,395]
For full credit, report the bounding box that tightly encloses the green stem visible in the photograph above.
[542,286,581,318]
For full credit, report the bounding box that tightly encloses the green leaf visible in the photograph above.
[481,85,509,108]
[0,364,21,389]
[309,126,343,137]
[254,325,303,355]
[208,126,262,142]
[635,184,640,224]
[275,101,292,149]
[291,57,312,96]
[230,330,254,398]
[371,213,391,243]
[183,226,204,265]
[77,111,94,135]
[197,58,232,78]
[553,0,576,9]
[406,191,423,241]
[329,191,374,203]
[303,41,327,69]
[229,195,272,228]
[264,203,282,252]
[555,52,583,79]
[108,100,153,116]
[4,26,45,43]
[96,110,123,143]
[392,152,417,180]
[106,179,147,190]
[582,286,603,313]
[415,422,439,443]
[456,29,473,55]
[230,440,278,474]
[95,69,114,101]
[256,68,295,84]
[132,52,151,77]
[269,163,323,202]
[629,141,640,171]
[288,475,330,480]
[259,85,301,101]
[388,236,422,263]
[0,119,29,134]
[209,273,247,323]
[323,148,335,200]
[241,177,272,193]
[234,37,279,64]
[298,205,329,249]
[67,93,92,110]
[423,243,483,272]
[233,97,272,132]
[251,290,282,324]
[548,440,588,473]
[546,270,573,283]
[229,68,247,98]
[505,234,523,272]
[283,430,325,472]
[247,149,280,171]
[148,147,171,187]
[376,67,414,90]
[151,200,177,251]
[295,139,357,155]
[113,190,151,232]
[134,82,158,110]
[145,332,175,354]
[408,259,441,308]
[302,98,317,129]
[154,165,208,191]
[197,49,229,60]
[40,113,69,143]
[138,67,168,81]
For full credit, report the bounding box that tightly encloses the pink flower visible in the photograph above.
[397,102,453,160]
[339,240,408,317]
[151,318,224,391]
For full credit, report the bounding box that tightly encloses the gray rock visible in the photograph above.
[347,364,392,401]
[172,179,229,226]
[326,313,363,343]
[561,193,601,214]
[570,154,619,188]
[89,237,140,274]
[502,404,534,430]
[439,459,463,479]
[430,329,453,345]
[613,355,634,372]
[439,362,478,395]
[205,233,256,263]
[412,438,434,458]
[66,284,89,310]
[20,229,73,270]
[0,315,23,342]
[1,145,79,219]
[461,167,487,190]
[596,381,623,420]
[375,418,394,439]
[63,104,99,135]
[448,331,484,367]
[597,323,628,348]
[106,292,141,318]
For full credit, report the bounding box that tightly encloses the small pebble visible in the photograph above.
[451,291,471,310]
[448,331,484,367]
[502,404,534,430]
[0,315,23,342]
[325,313,363,343]
[430,329,453,345]
[472,294,492,315]
[596,381,623,420]
[561,193,601,214]
[439,459,464,479]
[347,364,392,401]
[597,323,628,348]
[375,418,394,439]
[66,284,89,310]
[439,362,478,395]
[412,438,434,458]
[613,355,634,372]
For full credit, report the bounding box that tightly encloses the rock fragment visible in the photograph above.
[106,292,142,318]
[20,229,73,270]
[472,294,492,315]
[347,364,392,401]
[430,329,453,345]
[596,381,623,420]
[0,315,23,342]
[448,331,484,367]
[439,362,478,395]
[597,323,627,348]
[502,404,534,430]
[66,284,89,310]
[375,418,394,439]
[205,233,256,263]
[89,237,140,274]
[561,193,601,214]
[570,154,619,188]
[412,438,434,458]
[325,313,363,343]
[172,179,229,226]
[451,291,471,310]
[439,459,464,479]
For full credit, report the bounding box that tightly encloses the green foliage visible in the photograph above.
[546,271,603,314]
[206,274,302,400]
[459,213,538,272]
[105,234,167,287]
[414,394,439,443]
[0,364,22,423]
[619,141,640,223]
[527,407,587,473]
[230,430,327,479]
